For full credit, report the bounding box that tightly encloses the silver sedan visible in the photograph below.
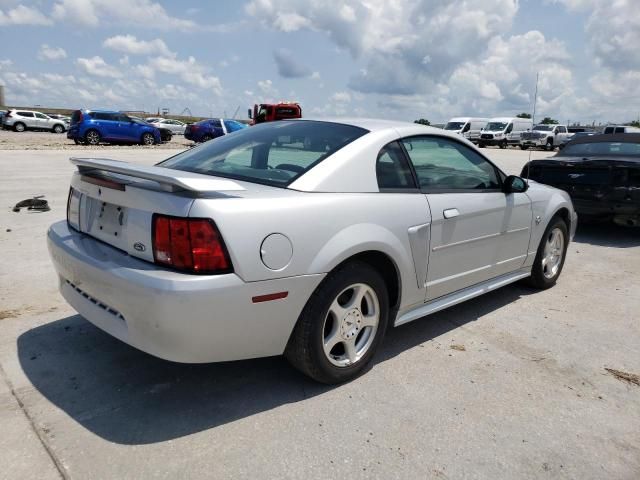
[148,118,186,135]
[48,119,576,383]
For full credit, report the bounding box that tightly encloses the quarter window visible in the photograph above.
[401,136,501,191]
[376,142,416,190]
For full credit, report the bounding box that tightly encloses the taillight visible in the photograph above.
[66,187,81,231]
[152,215,232,274]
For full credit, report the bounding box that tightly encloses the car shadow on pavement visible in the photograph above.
[18,284,532,445]
[573,223,640,248]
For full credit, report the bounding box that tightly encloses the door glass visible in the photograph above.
[35,113,48,119]
[401,136,500,191]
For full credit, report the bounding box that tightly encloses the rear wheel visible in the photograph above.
[285,261,389,384]
[14,122,26,132]
[52,124,64,134]
[141,132,155,145]
[85,129,100,145]
[527,216,568,289]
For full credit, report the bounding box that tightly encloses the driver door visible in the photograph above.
[401,136,531,301]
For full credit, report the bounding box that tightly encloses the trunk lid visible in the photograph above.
[69,157,246,262]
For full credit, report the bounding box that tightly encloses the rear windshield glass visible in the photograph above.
[158,121,368,187]
[561,141,640,156]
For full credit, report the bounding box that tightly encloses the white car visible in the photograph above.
[520,124,572,150]
[479,117,534,149]
[148,118,187,135]
[2,109,67,133]
[48,119,576,383]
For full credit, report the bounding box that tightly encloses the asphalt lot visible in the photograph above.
[1,144,639,479]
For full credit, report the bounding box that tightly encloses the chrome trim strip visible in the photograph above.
[431,226,529,252]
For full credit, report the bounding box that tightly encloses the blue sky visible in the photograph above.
[0,0,638,124]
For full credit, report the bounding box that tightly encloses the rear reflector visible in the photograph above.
[252,292,289,303]
[152,214,232,275]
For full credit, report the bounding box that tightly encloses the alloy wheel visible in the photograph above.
[322,283,380,367]
[542,227,564,279]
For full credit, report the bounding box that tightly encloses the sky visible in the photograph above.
[0,0,639,124]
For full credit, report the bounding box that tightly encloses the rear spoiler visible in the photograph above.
[70,157,245,192]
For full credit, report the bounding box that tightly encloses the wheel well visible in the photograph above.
[335,251,401,312]
[554,207,570,228]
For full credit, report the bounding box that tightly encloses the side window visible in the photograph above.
[376,142,416,190]
[505,123,513,133]
[210,119,222,128]
[35,113,48,119]
[17,111,34,117]
[401,136,501,191]
[558,126,566,133]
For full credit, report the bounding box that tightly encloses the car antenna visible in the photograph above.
[526,72,539,185]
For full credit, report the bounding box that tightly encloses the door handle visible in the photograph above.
[443,208,459,219]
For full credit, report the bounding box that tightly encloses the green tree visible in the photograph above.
[414,118,431,126]
[540,117,559,124]
[628,120,640,128]
[516,112,531,119]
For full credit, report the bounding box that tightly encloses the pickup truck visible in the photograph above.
[520,124,571,151]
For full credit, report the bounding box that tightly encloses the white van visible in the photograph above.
[603,125,640,134]
[443,117,489,143]
[478,117,533,148]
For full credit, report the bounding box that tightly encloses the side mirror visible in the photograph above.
[247,109,252,119]
[503,175,528,193]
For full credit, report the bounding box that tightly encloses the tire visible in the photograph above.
[74,139,82,145]
[52,124,64,134]
[14,122,26,132]
[84,129,101,145]
[141,132,155,145]
[499,139,507,149]
[285,261,390,384]
[546,139,554,151]
[520,144,528,150]
[478,142,485,148]
[527,216,569,289]
[201,134,212,142]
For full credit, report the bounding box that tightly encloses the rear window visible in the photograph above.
[561,141,640,156]
[158,121,368,187]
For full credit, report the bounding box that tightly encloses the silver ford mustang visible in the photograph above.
[48,119,577,383]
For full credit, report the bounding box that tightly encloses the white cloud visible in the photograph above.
[76,56,122,78]
[52,0,197,30]
[0,5,52,25]
[147,55,223,94]
[103,35,172,56]
[38,44,67,61]
[257,79,278,98]
[330,91,351,103]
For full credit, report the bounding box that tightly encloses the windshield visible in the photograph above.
[485,122,507,131]
[533,125,552,131]
[560,141,640,156]
[444,122,465,131]
[158,121,368,187]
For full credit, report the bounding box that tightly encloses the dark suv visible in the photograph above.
[67,110,161,145]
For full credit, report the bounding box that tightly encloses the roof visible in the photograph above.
[293,117,444,134]
[565,133,640,145]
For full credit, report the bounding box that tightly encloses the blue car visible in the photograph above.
[184,118,247,143]
[67,110,161,145]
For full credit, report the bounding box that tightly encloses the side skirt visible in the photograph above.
[394,268,531,327]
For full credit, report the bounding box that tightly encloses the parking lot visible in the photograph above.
[1,141,639,479]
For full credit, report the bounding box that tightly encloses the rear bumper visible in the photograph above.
[47,221,324,363]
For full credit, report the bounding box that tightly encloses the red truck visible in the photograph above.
[248,102,302,125]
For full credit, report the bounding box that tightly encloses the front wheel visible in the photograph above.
[141,132,155,145]
[478,142,485,148]
[527,217,568,289]
[285,261,389,384]
[499,139,508,149]
[546,139,554,151]
[520,144,528,150]
[53,124,64,134]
